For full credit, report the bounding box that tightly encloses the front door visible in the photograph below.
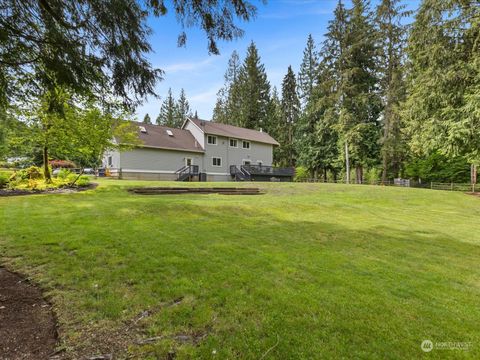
[185,158,193,166]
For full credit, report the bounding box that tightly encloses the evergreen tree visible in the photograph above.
[278,66,300,167]
[213,51,242,124]
[403,0,480,179]
[174,89,192,125]
[338,0,382,183]
[376,0,409,182]
[236,42,271,130]
[297,34,320,107]
[156,88,177,127]
[143,113,152,124]
[267,87,283,165]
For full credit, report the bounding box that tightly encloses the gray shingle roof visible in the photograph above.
[189,118,280,146]
[133,122,204,153]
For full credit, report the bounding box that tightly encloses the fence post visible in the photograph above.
[119,168,122,180]
[430,182,433,190]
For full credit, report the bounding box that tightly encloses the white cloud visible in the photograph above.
[161,57,218,73]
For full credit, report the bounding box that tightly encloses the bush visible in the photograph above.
[365,167,381,185]
[66,173,90,187]
[49,159,76,168]
[57,168,72,180]
[76,175,90,187]
[294,166,309,182]
[26,166,43,180]
[0,172,9,188]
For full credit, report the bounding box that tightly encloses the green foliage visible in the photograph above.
[1,0,259,107]
[293,166,309,182]
[277,66,300,167]
[143,114,152,124]
[0,172,9,188]
[404,153,471,183]
[156,88,178,127]
[365,167,381,184]
[57,169,72,180]
[26,166,43,180]
[403,0,480,164]
[76,175,91,187]
[297,34,319,106]
[174,89,192,125]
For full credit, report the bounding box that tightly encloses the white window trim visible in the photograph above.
[207,135,217,145]
[185,157,193,166]
[242,140,250,149]
[242,159,251,165]
[212,157,222,167]
[257,160,263,165]
[229,138,238,148]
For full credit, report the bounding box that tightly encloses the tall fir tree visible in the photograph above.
[236,42,271,130]
[297,34,320,107]
[143,113,152,124]
[403,0,480,181]
[338,0,382,183]
[156,88,177,127]
[174,88,192,125]
[213,51,242,124]
[376,0,409,182]
[267,86,284,164]
[278,66,300,167]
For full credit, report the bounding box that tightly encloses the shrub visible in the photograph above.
[294,166,309,182]
[66,173,90,187]
[365,167,381,185]
[0,172,9,188]
[49,159,76,168]
[76,175,90,187]
[26,166,43,180]
[57,168,71,180]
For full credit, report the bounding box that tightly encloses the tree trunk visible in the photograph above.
[381,155,388,184]
[43,145,52,183]
[323,167,327,182]
[356,165,363,184]
[345,141,350,184]
[472,164,477,185]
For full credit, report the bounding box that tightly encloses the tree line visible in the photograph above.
[213,0,479,184]
[143,88,195,128]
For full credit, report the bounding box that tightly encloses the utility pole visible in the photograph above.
[345,141,350,184]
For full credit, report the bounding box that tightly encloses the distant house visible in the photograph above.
[103,117,294,181]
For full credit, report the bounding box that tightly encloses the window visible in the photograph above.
[242,140,250,149]
[242,160,251,165]
[207,135,217,145]
[229,138,238,148]
[185,158,192,166]
[212,157,222,167]
[108,156,113,167]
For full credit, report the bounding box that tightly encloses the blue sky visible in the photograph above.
[136,0,419,122]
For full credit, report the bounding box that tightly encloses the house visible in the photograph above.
[103,117,294,181]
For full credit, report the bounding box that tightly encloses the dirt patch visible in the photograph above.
[0,183,97,197]
[0,267,57,360]
[466,192,480,198]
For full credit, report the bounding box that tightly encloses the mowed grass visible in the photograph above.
[1,179,479,359]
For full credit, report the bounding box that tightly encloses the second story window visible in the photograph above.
[207,135,217,145]
[242,140,250,149]
[229,139,238,147]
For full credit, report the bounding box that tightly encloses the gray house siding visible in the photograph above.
[203,135,273,178]
[120,147,203,180]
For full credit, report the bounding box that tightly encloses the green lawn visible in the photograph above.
[1,180,479,359]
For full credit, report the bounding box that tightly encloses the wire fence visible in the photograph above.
[298,178,478,193]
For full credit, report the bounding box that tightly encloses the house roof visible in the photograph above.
[188,118,280,146]
[132,122,204,153]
